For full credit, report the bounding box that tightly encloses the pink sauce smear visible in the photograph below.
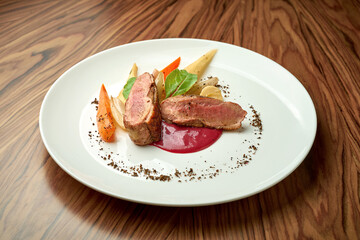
[152,121,222,153]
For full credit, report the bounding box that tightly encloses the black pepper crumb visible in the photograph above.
[88,98,263,182]
[91,98,99,105]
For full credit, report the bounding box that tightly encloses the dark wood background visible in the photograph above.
[1,0,359,239]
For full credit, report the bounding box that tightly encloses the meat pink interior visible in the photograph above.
[126,76,153,124]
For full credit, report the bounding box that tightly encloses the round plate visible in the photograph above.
[39,39,317,206]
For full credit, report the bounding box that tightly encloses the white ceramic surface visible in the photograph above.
[39,38,317,206]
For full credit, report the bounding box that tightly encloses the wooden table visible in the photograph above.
[1,0,359,239]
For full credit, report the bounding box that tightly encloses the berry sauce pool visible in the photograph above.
[151,121,222,153]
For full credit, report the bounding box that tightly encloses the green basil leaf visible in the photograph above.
[171,70,197,97]
[165,69,182,98]
[122,77,136,99]
[165,69,197,98]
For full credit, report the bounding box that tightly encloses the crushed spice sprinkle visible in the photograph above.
[87,99,263,182]
[91,98,99,105]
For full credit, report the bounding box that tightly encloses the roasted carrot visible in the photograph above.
[161,57,181,80]
[97,84,116,142]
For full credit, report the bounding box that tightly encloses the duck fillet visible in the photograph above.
[124,72,161,145]
[160,95,247,130]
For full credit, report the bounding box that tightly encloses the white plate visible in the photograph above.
[39,39,317,206]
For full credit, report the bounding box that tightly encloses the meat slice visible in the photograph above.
[160,95,247,130]
[124,72,161,145]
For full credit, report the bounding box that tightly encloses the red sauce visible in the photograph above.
[152,121,222,153]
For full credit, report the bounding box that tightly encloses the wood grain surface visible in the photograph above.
[1,0,359,239]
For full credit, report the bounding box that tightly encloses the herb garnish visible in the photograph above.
[122,77,136,99]
[165,69,197,98]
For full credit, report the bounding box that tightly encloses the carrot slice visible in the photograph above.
[97,84,116,142]
[161,57,181,80]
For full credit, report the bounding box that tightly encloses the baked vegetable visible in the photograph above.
[118,63,138,104]
[97,84,116,142]
[184,49,217,80]
[155,71,165,103]
[110,96,126,130]
[161,57,181,80]
[200,85,223,101]
[186,77,219,95]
